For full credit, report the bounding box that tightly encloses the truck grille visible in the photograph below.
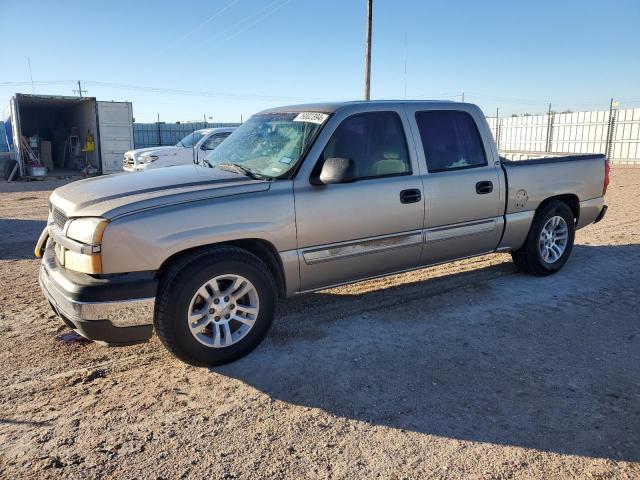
[123,154,134,168]
[52,207,68,230]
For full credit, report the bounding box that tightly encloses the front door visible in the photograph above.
[293,110,425,291]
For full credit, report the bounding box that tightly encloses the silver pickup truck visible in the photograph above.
[36,101,609,366]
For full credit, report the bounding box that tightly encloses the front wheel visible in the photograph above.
[155,247,276,366]
[512,200,575,276]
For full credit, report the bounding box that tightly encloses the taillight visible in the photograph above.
[603,160,610,196]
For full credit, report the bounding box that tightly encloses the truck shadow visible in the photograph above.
[215,244,640,462]
[0,219,46,260]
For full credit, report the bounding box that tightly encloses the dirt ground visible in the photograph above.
[0,168,639,479]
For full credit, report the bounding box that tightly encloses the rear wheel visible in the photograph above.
[512,200,575,276]
[155,246,276,366]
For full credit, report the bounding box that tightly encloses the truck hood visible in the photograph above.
[125,146,183,159]
[50,165,270,219]
[125,146,160,157]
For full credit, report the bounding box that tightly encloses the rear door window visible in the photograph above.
[415,111,487,173]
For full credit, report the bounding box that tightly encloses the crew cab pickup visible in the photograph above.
[36,101,609,366]
[122,127,235,171]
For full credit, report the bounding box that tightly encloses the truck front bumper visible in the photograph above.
[39,245,156,345]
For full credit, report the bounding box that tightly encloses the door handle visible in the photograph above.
[475,181,493,195]
[400,189,422,204]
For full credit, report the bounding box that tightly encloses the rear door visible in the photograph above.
[97,101,134,174]
[406,106,504,264]
[293,109,425,291]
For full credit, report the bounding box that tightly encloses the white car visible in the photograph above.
[123,127,236,172]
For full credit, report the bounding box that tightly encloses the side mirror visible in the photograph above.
[314,157,357,185]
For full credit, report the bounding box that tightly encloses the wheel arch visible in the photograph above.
[536,194,580,223]
[157,238,287,298]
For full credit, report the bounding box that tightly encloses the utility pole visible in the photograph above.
[73,80,87,97]
[157,113,161,147]
[364,0,372,100]
[461,91,465,102]
[605,98,619,161]
[545,103,554,152]
[27,57,34,94]
[403,31,407,99]
[495,107,501,150]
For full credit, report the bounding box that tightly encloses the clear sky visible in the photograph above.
[1,0,638,122]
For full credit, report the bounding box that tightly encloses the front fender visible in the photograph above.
[100,182,296,274]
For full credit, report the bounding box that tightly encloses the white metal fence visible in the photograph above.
[487,107,640,164]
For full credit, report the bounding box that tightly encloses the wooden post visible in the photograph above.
[7,162,19,182]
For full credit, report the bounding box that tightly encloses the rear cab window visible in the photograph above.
[415,110,487,173]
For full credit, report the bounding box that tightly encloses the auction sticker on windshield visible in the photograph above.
[293,112,329,124]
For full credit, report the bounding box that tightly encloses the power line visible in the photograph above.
[205,0,291,45]
[178,0,240,41]
[219,0,292,45]
[0,80,76,86]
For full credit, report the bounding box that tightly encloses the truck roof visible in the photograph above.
[195,127,237,134]
[260,99,458,115]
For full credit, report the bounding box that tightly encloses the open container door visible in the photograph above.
[96,101,134,174]
[9,96,23,175]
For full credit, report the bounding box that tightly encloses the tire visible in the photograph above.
[511,200,575,276]
[155,246,277,366]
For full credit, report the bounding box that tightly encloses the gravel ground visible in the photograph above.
[0,169,639,479]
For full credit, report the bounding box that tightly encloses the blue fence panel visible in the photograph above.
[0,121,9,152]
[133,122,240,149]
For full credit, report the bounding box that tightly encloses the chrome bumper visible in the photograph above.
[39,264,154,328]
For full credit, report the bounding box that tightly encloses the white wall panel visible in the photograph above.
[486,107,640,164]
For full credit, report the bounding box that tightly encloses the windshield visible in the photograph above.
[176,130,206,148]
[203,112,327,179]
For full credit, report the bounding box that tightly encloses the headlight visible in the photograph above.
[64,250,103,274]
[66,218,108,244]
[139,155,159,164]
[58,218,108,274]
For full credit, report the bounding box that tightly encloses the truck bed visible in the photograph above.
[500,154,605,215]
[497,153,606,251]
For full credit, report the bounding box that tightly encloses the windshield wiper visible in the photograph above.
[216,163,271,180]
